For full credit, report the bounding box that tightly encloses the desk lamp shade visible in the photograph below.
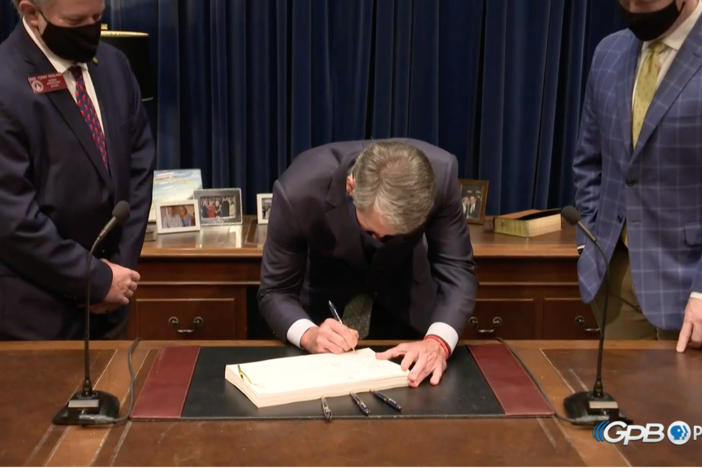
[100,26,153,101]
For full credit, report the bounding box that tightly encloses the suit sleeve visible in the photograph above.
[692,260,702,297]
[256,180,311,342]
[424,156,478,352]
[572,60,602,248]
[0,98,112,301]
[114,64,156,270]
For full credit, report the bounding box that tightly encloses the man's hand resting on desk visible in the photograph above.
[677,296,702,352]
[300,319,359,353]
[376,338,448,387]
[82,260,141,314]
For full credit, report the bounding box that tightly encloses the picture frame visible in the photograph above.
[155,200,201,234]
[257,193,273,225]
[193,188,243,226]
[459,179,489,225]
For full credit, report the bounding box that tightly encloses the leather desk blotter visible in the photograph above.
[468,344,553,416]
[130,343,553,420]
[131,346,200,419]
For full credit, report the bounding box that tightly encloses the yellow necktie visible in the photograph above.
[623,41,667,246]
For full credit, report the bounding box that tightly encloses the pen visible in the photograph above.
[321,397,332,421]
[328,300,343,322]
[371,390,402,412]
[328,300,356,352]
[350,393,371,416]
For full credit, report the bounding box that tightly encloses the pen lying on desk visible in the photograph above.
[350,393,370,416]
[321,397,332,420]
[371,390,402,412]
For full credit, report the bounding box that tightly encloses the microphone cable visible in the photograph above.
[78,336,141,426]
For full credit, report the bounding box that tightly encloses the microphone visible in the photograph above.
[53,201,131,426]
[561,205,631,426]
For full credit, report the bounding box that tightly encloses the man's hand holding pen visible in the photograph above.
[300,319,359,354]
[376,338,448,387]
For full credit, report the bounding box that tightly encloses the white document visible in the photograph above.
[225,348,409,407]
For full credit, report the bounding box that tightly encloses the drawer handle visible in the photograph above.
[575,315,599,333]
[468,316,502,333]
[169,316,203,333]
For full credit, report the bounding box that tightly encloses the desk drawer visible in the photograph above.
[541,298,600,340]
[462,299,536,339]
[131,285,247,340]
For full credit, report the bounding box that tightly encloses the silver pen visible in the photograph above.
[328,300,356,352]
[328,300,343,322]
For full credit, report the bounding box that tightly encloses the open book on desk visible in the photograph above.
[224,348,410,408]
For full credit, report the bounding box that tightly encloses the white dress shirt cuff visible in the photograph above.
[286,318,317,348]
[690,292,702,301]
[425,322,459,354]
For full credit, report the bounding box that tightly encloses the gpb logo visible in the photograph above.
[593,421,698,445]
[593,421,664,445]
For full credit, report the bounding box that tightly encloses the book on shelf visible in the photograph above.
[144,222,156,242]
[225,348,409,408]
[492,208,561,238]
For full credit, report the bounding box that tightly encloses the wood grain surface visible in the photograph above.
[1,340,691,467]
[139,215,578,259]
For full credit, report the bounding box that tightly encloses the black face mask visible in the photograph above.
[620,0,684,41]
[39,12,101,63]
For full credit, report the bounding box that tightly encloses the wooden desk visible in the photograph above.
[2,340,699,467]
[132,216,595,341]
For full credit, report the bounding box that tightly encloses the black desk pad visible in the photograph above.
[180,345,505,420]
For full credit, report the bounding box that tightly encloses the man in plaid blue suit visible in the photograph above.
[574,0,702,351]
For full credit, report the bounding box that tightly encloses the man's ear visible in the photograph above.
[346,175,355,195]
[20,1,43,29]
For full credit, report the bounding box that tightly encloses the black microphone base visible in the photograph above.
[52,390,120,426]
[563,391,632,427]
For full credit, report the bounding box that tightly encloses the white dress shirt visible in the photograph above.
[163,213,184,228]
[632,0,702,100]
[287,317,459,355]
[24,17,104,130]
[578,1,702,301]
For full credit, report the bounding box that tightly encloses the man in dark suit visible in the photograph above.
[220,197,230,218]
[0,0,155,340]
[466,194,479,219]
[258,139,478,387]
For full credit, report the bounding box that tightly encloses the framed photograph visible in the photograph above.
[155,200,201,234]
[257,193,273,225]
[193,188,243,226]
[459,179,489,225]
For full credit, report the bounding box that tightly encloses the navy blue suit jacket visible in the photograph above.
[573,19,702,331]
[257,139,478,343]
[0,24,155,340]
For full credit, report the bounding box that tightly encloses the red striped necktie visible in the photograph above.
[69,66,109,171]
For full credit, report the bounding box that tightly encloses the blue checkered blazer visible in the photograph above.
[573,22,702,331]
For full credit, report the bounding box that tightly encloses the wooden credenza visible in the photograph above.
[130,216,598,341]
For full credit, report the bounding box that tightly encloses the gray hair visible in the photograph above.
[351,141,436,234]
[12,0,53,13]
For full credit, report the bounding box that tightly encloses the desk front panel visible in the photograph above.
[130,255,592,341]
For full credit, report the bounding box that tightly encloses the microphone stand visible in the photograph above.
[53,237,120,425]
[561,209,632,426]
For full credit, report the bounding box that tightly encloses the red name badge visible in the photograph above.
[28,72,68,94]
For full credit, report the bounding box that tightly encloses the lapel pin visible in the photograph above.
[92,57,98,65]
